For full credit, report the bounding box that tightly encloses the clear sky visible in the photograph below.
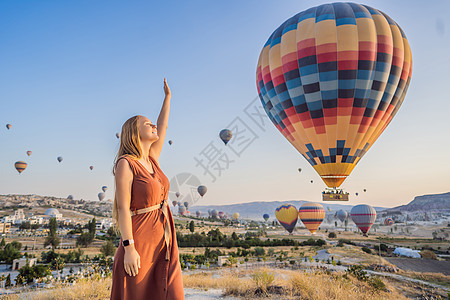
[1,0,449,209]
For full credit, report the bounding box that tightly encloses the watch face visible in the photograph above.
[123,240,129,247]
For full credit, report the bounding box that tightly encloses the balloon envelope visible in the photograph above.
[67,195,73,200]
[263,213,270,221]
[57,156,63,163]
[102,186,108,192]
[172,201,178,207]
[196,211,201,217]
[336,209,348,222]
[26,151,32,156]
[14,161,27,174]
[184,201,189,209]
[98,192,105,201]
[6,124,12,130]
[351,204,377,236]
[275,204,298,233]
[179,205,186,215]
[218,211,225,219]
[116,132,120,139]
[219,129,232,145]
[256,3,412,188]
[168,140,173,145]
[298,203,325,234]
[197,185,207,197]
[175,192,180,198]
[232,212,240,220]
[384,217,394,226]
[211,209,218,218]
[90,166,94,170]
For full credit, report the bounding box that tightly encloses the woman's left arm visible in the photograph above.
[150,78,171,162]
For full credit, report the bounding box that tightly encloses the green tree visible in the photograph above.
[0,238,5,248]
[5,274,11,287]
[101,240,116,257]
[1,242,22,264]
[44,217,60,250]
[231,232,239,241]
[189,221,195,233]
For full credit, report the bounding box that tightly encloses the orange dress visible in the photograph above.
[110,155,185,300]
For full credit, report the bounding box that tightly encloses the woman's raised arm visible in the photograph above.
[150,78,171,162]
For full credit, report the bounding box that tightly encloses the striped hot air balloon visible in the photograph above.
[350,204,376,236]
[275,204,298,234]
[384,217,394,226]
[14,161,27,174]
[298,203,325,234]
[256,3,412,188]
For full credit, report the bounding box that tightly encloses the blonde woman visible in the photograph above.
[110,79,184,299]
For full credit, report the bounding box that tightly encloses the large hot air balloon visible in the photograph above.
[26,151,32,156]
[336,209,348,222]
[6,124,12,130]
[98,192,105,201]
[275,204,298,234]
[197,185,207,197]
[211,209,218,218]
[384,217,394,226]
[102,186,108,192]
[298,203,325,234]
[232,212,240,220]
[172,200,178,207]
[219,129,232,145]
[256,3,412,188]
[263,213,270,221]
[57,156,63,163]
[350,204,376,236]
[14,161,27,174]
[168,140,173,145]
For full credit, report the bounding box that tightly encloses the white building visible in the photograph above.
[12,257,37,270]
[29,216,44,225]
[96,219,114,231]
[45,208,62,220]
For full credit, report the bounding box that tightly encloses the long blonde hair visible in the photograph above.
[112,115,143,229]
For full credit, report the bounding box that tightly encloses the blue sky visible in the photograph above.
[1,0,449,208]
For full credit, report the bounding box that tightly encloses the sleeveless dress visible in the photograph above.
[110,155,185,300]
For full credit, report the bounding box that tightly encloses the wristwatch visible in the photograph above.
[122,239,135,247]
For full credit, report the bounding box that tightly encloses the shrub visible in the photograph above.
[328,232,337,238]
[361,247,372,254]
[420,250,437,260]
[251,269,275,294]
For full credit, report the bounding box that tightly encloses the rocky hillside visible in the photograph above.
[387,192,450,212]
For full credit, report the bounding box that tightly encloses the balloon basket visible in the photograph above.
[322,188,349,201]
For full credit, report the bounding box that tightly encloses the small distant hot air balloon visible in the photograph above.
[116,132,120,139]
[298,203,325,235]
[310,180,313,183]
[184,201,189,209]
[218,211,225,219]
[67,195,74,200]
[351,204,377,237]
[90,166,94,170]
[6,124,12,130]
[211,209,218,218]
[179,205,186,215]
[102,186,108,192]
[364,189,367,193]
[98,192,105,201]
[263,213,270,221]
[175,192,180,198]
[336,210,348,222]
[219,129,232,145]
[196,211,201,218]
[232,212,240,220]
[168,140,173,145]
[208,209,212,217]
[26,151,32,156]
[384,218,394,226]
[298,168,302,173]
[355,192,359,196]
[275,204,298,234]
[197,185,207,197]
[172,200,178,207]
[57,156,63,163]
[14,161,27,174]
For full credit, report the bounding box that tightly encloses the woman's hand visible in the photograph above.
[124,246,141,276]
[163,78,171,97]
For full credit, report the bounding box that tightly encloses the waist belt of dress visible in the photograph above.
[130,199,171,260]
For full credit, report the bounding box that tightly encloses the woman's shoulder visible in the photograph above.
[115,155,138,174]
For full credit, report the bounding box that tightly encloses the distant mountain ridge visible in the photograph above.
[386,192,450,212]
[191,200,387,220]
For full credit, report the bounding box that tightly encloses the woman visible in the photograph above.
[110,79,184,299]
